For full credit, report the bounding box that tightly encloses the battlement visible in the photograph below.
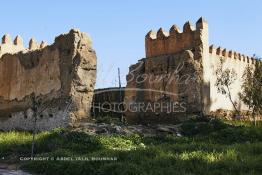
[126,17,262,124]
[145,17,208,58]
[209,45,261,65]
[0,34,48,57]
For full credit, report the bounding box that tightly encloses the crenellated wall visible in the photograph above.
[208,45,260,112]
[145,18,208,58]
[0,29,97,130]
[209,45,258,64]
[125,17,261,124]
[125,18,208,124]
[0,34,47,57]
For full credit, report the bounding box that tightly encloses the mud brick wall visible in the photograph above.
[0,29,97,130]
[125,17,261,124]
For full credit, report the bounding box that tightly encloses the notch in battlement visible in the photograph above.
[145,17,208,58]
[209,45,259,64]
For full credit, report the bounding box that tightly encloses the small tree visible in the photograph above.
[30,95,39,157]
[30,95,72,157]
[240,60,262,125]
[215,59,240,115]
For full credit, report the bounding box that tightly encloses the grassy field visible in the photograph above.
[0,119,262,175]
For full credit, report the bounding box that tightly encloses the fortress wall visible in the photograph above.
[126,17,262,123]
[0,46,61,101]
[125,52,203,124]
[125,18,208,124]
[0,35,25,57]
[146,21,201,58]
[208,46,257,112]
[0,29,97,130]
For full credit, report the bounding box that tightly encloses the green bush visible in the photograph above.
[0,119,261,175]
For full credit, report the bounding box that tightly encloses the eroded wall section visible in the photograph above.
[0,29,97,130]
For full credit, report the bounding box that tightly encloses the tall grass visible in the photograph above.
[0,119,261,175]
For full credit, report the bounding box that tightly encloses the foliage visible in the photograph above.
[1,119,262,175]
[215,59,239,114]
[240,61,262,123]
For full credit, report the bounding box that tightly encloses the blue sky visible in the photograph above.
[1,0,261,88]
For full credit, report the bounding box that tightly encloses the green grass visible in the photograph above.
[0,119,262,175]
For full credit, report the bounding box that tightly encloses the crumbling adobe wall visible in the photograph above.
[125,18,208,124]
[0,29,97,130]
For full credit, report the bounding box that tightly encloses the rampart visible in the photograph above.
[125,18,209,124]
[208,45,259,113]
[0,29,97,130]
[125,17,261,124]
[145,20,205,58]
